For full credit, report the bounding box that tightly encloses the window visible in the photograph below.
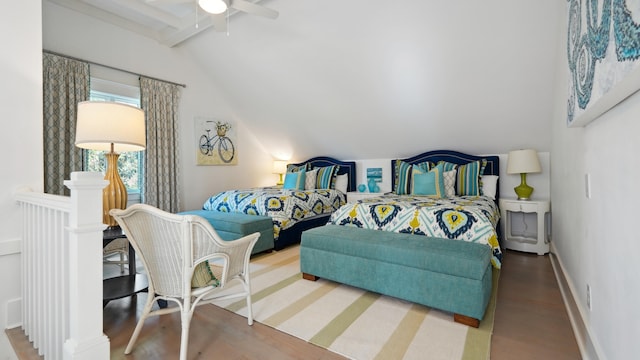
[85,77,144,203]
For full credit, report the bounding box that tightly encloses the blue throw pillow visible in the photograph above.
[315,165,339,189]
[286,163,308,173]
[456,159,487,196]
[412,172,438,196]
[438,161,458,173]
[412,163,445,197]
[394,160,412,195]
[283,169,306,190]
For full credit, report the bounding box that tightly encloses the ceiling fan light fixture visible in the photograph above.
[198,0,228,14]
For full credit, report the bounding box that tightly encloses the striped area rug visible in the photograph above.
[209,245,499,360]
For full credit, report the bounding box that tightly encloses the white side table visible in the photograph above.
[499,198,551,255]
[346,192,382,203]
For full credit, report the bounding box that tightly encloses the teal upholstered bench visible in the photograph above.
[179,210,275,254]
[300,225,493,327]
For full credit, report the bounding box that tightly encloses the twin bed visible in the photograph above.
[300,150,502,327]
[200,156,356,250]
[328,150,502,268]
[199,150,502,326]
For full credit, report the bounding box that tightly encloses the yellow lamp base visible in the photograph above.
[103,152,127,227]
[276,173,284,186]
[514,173,534,200]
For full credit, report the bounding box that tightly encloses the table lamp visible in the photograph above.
[506,149,541,200]
[272,160,287,185]
[75,101,146,228]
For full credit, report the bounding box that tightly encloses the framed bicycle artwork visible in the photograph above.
[195,117,237,165]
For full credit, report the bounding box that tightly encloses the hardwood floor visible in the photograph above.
[6,249,581,359]
[491,250,581,360]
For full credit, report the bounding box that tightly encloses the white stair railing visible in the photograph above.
[15,172,110,360]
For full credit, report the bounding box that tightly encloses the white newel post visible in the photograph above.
[63,172,110,360]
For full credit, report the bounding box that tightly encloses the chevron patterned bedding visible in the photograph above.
[328,194,502,268]
[203,187,346,239]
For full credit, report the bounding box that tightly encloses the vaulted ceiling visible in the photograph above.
[44,1,563,161]
[48,0,277,46]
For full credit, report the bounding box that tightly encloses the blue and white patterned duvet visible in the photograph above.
[203,187,346,239]
[328,195,502,268]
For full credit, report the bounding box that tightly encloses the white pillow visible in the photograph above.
[481,175,499,200]
[334,173,348,194]
[443,170,456,198]
[305,169,318,190]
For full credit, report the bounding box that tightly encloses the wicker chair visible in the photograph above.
[110,204,260,360]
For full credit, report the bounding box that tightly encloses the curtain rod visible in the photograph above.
[43,49,187,88]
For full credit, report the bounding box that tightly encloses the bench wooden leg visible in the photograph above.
[453,314,479,328]
[302,273,318,281]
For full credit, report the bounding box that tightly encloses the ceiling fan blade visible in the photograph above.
[231,0,279,19]
[210,13,227,32]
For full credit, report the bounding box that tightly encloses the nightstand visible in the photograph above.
[499,198,551,255]
[347,192,382,202]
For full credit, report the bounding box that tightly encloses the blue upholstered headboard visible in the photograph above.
[288,156,357,192]
[390,150,500,200]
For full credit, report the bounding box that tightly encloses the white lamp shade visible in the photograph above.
[272,160,287,174]
[199,0,228,14]
[75,101,146,153]
[506,149,542,174]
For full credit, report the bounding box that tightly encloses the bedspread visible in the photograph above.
[203,188,346,239]
[328,195,502,268]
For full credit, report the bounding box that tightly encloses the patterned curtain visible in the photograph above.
[140,77,182,212]
[43,53,90,195]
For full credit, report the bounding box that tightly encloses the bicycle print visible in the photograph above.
[196,119,237,165]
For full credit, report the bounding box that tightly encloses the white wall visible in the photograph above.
[181,0,562,160]
[0,2,42,355]
[43,2,276,211]
[551,3,640,359]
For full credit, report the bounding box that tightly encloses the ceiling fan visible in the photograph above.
[148,0,278,32]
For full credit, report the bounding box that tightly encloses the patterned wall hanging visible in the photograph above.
[567,0,640,127]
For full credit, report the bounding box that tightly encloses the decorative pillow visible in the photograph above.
[410,162,431,194]
[334,173,348,194]
[414,161,430,173]
[412,163,445,197]
[315,165,340,189]
[286,163,307,173]
[394,160,412,195]
[438,161,458,173]
[478,160,489,195]
[283,169,306,190]
[443,170,456,198]
[481,175,499,200]
[191,261,220,288]
[304,169,318,190]
[456,159,487,196]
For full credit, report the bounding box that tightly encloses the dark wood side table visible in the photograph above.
[103,227,148,307]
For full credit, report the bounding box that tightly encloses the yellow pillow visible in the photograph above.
[191,261,220,288]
